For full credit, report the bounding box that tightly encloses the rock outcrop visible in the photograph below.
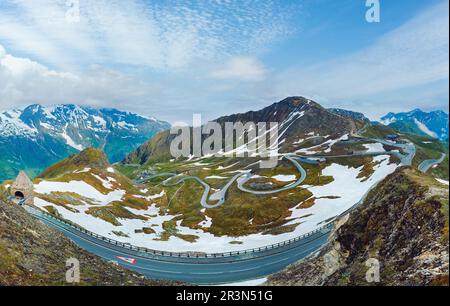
[266,167,449,286]
[0,196,182,286]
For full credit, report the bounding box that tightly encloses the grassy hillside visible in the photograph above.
[38,148,109,179]
[403,134,449,180]
[361,124,448,180]
[32,148,154,229]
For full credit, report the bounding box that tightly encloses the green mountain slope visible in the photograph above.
[361,124,448,180]
[38,148,109,179]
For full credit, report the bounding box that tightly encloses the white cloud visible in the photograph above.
[0,0,294,71]
[0,0,295,122]
[209,57,267,81]
[0,44,162,113]
[0,0,447,123]
[0,44,5,58]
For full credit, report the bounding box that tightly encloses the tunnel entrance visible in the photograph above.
[11,171,34,205]
[14,191,25,198]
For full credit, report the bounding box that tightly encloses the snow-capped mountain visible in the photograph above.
[0,104,169,181]
[380,109,449,141]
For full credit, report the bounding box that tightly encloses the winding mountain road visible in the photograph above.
[138,172,246,209]
[20,136,417,284]
[418,153,447,173]
[236,154,307,195]
[23,204,332,284]
[137,137,415,205]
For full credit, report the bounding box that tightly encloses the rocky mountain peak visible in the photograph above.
[276,96,320,108]
[123,96,362,165]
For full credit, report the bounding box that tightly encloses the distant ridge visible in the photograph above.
[380,108,449,141]
[328,108,370,123]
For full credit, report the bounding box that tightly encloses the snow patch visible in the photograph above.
[414,119,437,138]
[287,155,398,232]
[34,180,125,205]
[363,143,385,153]
[74,167,91,173]
[205,176,229,180]
[436,178,449,186]
[272,174,296,182]
[60,130,84,151]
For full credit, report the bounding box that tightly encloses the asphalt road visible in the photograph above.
[418,153,446,173]
[137,137,416,206]
[236,154,307,195]
[25,205,331,284]
[370,138,416,166]
[138,171,245,209]
[22,136,416,284]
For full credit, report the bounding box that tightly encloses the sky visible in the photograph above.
[0,0,448,123]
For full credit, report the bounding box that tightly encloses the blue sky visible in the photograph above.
[0,0,448,123]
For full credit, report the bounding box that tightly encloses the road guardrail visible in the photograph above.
[23,204,334,260]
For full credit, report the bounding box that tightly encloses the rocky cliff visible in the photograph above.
[266,167,449,286]
[0,196,180,286]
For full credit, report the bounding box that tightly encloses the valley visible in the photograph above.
[1,0,448,288]
[3,132,417,283]
[15,99,413,254]
[1,97,447,285]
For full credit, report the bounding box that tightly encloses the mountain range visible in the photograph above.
[26,97,396,253]
[1,96,448,285]
[122,97,448,182]
[0,104,169,181]
[0,193,179,286]
[123,97,363,165]
[380,109,449,141]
